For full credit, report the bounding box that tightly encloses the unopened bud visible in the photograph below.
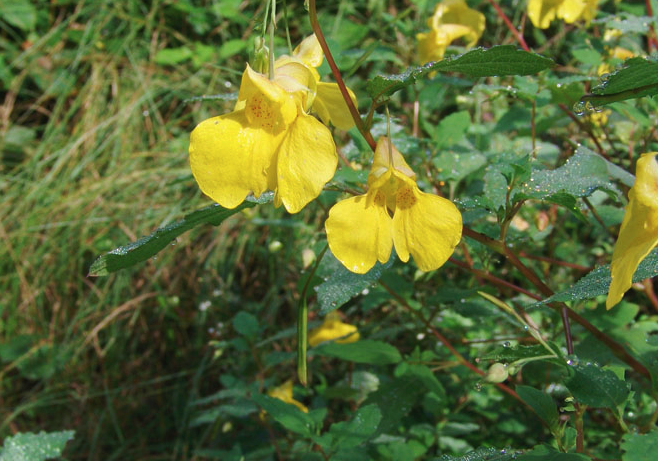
[302,248,316,269]
[485,363,509,383]
[269,240,283,253]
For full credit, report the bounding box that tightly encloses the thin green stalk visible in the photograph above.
[297,244,329,386]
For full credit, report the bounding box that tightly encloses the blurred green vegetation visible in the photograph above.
[2,0,658,459]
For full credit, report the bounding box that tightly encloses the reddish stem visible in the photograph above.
[307,0,377,151]
[486,0,530,52]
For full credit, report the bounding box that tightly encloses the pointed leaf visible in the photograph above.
[0,430,75,461]
[621,428,658,461]
[252,393,314,437]
[314,340,401,365]
[565,362,630,412]
[326,404,381,449]
[515,386,559,431]
[366,46,554,101]
[89,195,270,276]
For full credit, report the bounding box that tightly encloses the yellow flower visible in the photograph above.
[189,35,356,214]
[528,0,599,29]
[276,35,358,131]
[308,312,360,347]
[325,137,463,274]
[606,153,658,309]
[417,0,485,64]
[267,380,308,413]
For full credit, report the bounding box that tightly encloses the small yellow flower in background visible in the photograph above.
[308,312,360,347]
[528,0,599,29]
[267,380,308,412]
[325,137,462,274]
[597,46,634,76]
[189,35,356,214]
[417,0,485,64]
[607,153,658,309]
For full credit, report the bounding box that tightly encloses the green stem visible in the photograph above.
[297,245,329,386]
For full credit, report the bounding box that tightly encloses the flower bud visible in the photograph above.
[484,363,509,383]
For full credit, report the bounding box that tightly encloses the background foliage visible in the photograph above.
[1,0,658,459]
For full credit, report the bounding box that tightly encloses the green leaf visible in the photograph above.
[89,197,268,276]
[218,39,247,60]
[565,362,630,413]
[315,250,392,314]
[0,0,37,31]
[232,312,259,337]
[362,376,423,435]
[515,386,559,431]
[366,46,554,101]
[516,445,590,461]
[436,447,519,461]
[579,56,658,108]
[0,430,75,461]
[514,147,613,203]
[398,363,446,400]
[154,46,194,65]
[252,393,315,437]
[621,428,658,461]
[326,404,381,449]
[314,340,401,365]
[432,111,471,149]
[538,249,658,305]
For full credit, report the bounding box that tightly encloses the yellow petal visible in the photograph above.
[606,190,658,309]
[527,0,561,29]
[313,82,357,131]
[274,61,318,111]
[189,111,279,208]
[308,313,360,347]
[632,153,658,209]
[238,64,297,130]
[433,0,485,47]
[268,380,308,413]
[275,113,337,213]
[417,30,447,64]
[392,185,462,271]
[557,0,586,23]
[293,34,324,68]
[325,193,393,274]
[368,137,416,190]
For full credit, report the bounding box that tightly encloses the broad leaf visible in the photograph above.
[514,147,614,203]
[362,376,423,435]
[314,250,393,314]
[366,46,554,101]
[539,249,658,305]
[252,393,315,437]
[326,404,381,449]
[515,386,559,431]
[314,340,401,365]
[436,447,519,461]
[0,430,75,461]
[621,428,658,461]
[516,445,590,461]
[565,362,630,414]
[89,195,270,276]
[579,56,658,108]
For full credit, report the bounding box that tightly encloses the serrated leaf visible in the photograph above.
[314,340,401,365]
[515,386,559,431]
[0,0,37,31]
[516,445,590,461]
[314,250,392,314]
[538,249,658,305]
[514,148,613,202]
[326,404,381,449]
[436,447,519,461]
[252,393,315,437]
[89,196,269,276]
[565,362,630,412]
[580,56,658,107]
[362,376,423,435]
[0,430,75,461]
[366,46,554,101]
[621,427,658,461]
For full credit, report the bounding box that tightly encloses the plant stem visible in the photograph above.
[462,225,651,379]
[486,0,529,52]
[307,0,377,151]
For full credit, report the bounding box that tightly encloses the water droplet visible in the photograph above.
[474,382,482,391]
[573,100,586,115]
[503,341,511,348]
